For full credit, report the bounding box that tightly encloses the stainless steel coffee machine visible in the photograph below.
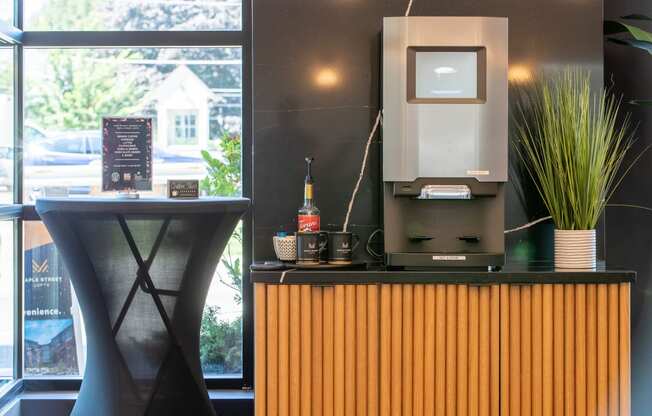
[383,17,508,268]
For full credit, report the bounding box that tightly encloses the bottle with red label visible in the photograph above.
[298,157,320,232]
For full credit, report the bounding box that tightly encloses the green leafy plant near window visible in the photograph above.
[513,68,636,230]
[605,14,652,105]
[200,132,242,197]
[199,132,244,375]
[200,306,242,375]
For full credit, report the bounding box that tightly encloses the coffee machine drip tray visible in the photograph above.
[417,184,471,200]
[386,252,505,269]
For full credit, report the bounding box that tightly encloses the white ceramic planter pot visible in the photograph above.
[554,229,596,270]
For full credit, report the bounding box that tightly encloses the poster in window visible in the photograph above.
[102,117,153,192]
[24,222,82,376]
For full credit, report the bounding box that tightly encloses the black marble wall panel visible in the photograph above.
[252,0,604,262]
[605,1,652,413]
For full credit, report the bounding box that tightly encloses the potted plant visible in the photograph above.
[513,69,635,269]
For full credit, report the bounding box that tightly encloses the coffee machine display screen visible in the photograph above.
[407,46,486,103]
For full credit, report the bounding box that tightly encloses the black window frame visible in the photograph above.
[0,0,254,395]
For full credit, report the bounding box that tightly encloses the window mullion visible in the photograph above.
[13,218,23,380]
[12,35,23,381]
[13,45,22,206]
[21,31,244,48]
[240,0,253,390]
[14,0,23,30]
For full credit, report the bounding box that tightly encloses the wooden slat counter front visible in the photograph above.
[251,269,635,416]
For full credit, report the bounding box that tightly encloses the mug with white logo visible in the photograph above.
[296,232,321,264]
[328,232,360,265]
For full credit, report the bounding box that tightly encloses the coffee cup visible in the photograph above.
[328,232,360,265]
[296,232,321,264]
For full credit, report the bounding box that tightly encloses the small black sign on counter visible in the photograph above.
[102,117,153,192]
[168,180,200,199]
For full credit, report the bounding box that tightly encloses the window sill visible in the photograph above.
[1,389,254,416]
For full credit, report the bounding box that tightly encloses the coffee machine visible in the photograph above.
[382,17,508,268]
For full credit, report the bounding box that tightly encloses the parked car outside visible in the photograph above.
[25,131,205,166]
[24,124,48,144]
[0,124,50,195]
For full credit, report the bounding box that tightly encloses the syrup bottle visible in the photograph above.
[298,157,320,232]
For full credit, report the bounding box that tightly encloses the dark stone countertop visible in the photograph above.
[250,261,635,285]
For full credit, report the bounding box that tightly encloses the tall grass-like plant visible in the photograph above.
[514,69,635,230]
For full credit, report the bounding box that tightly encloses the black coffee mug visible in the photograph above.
[328,232,360,265]
[296,232,321,264]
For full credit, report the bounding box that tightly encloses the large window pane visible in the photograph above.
[25,0,241,31]
[0,221,14,384]
[0,1,12,24]
[24,47,242,201]
[24,47,244,377]
[0,48,12,204]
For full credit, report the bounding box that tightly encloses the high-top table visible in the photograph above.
[36,197,250,416]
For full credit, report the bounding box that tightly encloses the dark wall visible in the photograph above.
[252,0,605,262]
[604,1,652,414]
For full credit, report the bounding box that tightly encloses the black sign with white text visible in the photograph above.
[102,117,153,191]
[168,180,200,199]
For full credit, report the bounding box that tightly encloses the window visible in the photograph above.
[0,0,252,393]
[24,47,242,201]
[171,111,199,146]
[25,0,241,31]
[23,52,245,378]
[0,221,14,385]
[0,1,12,24]
[0,45,15,389]
[0,48,12,204]
[22,45,246,376]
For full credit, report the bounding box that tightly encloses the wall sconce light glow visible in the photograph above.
[314,68,340,88]
[508,65,533,84]
[433,66,457,75]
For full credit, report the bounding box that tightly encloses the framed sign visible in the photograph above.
[168,180,199,199]
[102,117,153,192]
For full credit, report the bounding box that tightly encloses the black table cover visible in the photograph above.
[36,197,250,416]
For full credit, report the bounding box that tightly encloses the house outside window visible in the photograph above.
[146,65,213,151]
